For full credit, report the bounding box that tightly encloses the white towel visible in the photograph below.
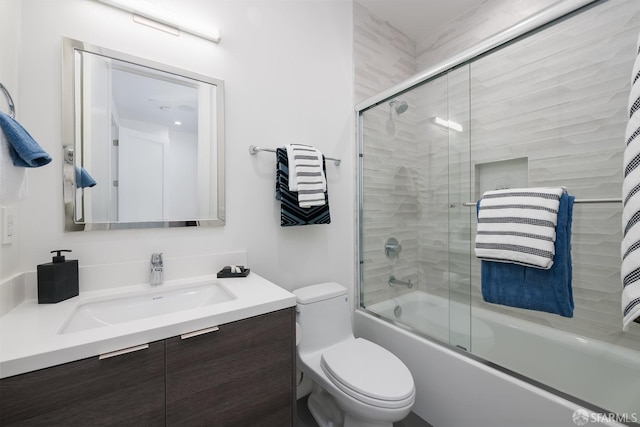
[285,144,326,208]
[0,131,27,204]
[621,32,640,331]
[475,187,564,269]
[285,144,326,192]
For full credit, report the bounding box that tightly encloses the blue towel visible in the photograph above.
[479,192,575,317]
[75,166,97,188]
[0,111,51,168]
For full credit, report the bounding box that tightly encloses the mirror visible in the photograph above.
[62,38,225,231]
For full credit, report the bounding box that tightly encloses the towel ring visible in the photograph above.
[0,83,15,119]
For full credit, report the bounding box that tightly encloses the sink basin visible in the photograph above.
[60,282,236,334]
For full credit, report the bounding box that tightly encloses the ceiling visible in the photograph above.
[357,0,486,41]
[111,62,200,135]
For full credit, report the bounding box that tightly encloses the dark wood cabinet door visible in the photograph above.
[0,341,166,427]
[166,307,295,427]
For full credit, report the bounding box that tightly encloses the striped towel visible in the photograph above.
[475,187,565,269]
[621,32,640,331]
[285,144,326,208]
[275,148,331,227]
[480,192,574,318]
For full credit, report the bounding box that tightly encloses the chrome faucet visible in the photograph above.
[150,253,164,286]
[388,275,413,288]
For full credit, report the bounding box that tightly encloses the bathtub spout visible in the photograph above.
[388,275,413,288]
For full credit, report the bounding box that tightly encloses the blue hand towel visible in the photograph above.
[479,192,575,317]
[75,166,97,188]
[0,111,51,168]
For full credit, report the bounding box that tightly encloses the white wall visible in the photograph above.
[0,0,22,280]
[4,0,355,294]
[167,129,198,220]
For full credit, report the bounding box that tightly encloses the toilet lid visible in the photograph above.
[320,338,414,403]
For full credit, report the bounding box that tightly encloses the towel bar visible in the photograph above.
[0,83,15,119]
[249,145,341,166]
[462,198,621,207]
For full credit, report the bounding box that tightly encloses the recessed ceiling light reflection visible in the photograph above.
[433,117,463,132]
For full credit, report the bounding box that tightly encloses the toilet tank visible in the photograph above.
[294,282,353,354]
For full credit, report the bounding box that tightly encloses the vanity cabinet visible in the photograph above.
[0,308,295,427]
[0,341,166,426]
[166,307,296,426]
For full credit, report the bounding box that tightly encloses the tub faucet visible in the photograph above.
[388,275,413,288]
[150,253,164,286]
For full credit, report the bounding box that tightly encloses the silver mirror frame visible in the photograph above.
[62,37,225,231]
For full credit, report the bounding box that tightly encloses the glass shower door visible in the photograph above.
[358,66,473,349]
[447,65,472,351]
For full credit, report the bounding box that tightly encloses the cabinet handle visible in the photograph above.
[99,344,149,360]
[180,326,219,340]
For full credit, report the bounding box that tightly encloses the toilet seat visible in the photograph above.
[320,338,415,409]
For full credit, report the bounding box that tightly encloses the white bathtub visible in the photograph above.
[357,291,640,427]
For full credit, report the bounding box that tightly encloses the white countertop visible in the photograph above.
[0,272,296,379]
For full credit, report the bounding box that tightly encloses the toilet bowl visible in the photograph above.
[294,282,415,427]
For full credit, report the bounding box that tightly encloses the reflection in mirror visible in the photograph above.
[62,38,225,231]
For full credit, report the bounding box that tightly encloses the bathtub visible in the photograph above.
[356,291,640,427]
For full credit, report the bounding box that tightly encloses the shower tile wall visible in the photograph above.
[357,0,640,350]
[353,2,416,105]
[415,66,472,317]
[354,1,419,305]
[467,0,640,352]
[361,105,420,306]
[415,77,451,301]
[416,0,560,72]
[355,0,565,307]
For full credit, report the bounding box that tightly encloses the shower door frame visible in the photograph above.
[355,0,635,425]
[353,0,599,117]
[354,0,615,417]
[355,0,600,311]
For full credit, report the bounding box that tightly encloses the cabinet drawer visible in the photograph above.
[0,341,165,426]
[166,308,295,426]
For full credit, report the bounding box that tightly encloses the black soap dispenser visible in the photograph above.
[37,250,79,303]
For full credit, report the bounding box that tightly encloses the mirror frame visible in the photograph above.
[62,37,225,231]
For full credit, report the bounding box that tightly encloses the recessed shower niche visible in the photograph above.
[474,157,529,200]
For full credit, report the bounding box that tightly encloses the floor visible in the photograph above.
[295,395,433,427]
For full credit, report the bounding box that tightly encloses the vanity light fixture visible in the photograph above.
[96,0,222,44]
[433,116,463,132]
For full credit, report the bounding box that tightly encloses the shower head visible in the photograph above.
[389,99,409,115]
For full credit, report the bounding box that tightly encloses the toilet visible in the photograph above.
[294,282,415,427]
